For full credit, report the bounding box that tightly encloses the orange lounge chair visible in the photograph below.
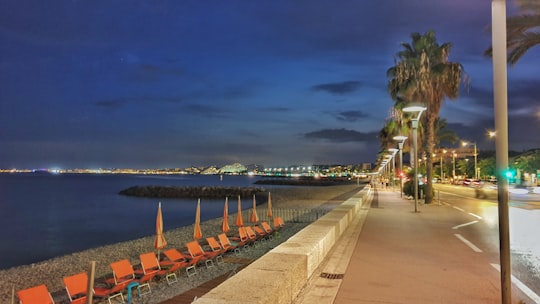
[205,236,226,264]
[260,221,275,239]
[62,271,123,304]
[218,233,241,255]
[93,281,126,304]
[160,248,198,277]
[244,226,261,245]
[107,259,135,286]
[99,259,135,302]
[230,227,253,250]
[253,225,269,241]
[17,284,55,304]
[274,216,284,230]
[135,252,163,294]
[63,272,88,304]
[186,240,218,269]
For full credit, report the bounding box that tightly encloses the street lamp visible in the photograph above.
[403,105,426,213]
[492,0,511,301]
[440,149,447,182]
[380,160,388,187]
[462,141,478,179]
[388,148,399,190]
[393,135,408,197]
[452,151,457,181]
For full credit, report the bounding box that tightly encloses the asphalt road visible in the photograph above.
[432,183,540,301]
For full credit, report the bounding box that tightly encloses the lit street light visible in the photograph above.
[393,135,408,197]
[403,105,426,213]
[440,149,447,182]
[388,148,399,190]
[492,0,511,301]
[462,140,478,179]
[452,151,457,181]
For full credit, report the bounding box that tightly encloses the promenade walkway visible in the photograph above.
[295,187,534,304]
[163,186,536,303]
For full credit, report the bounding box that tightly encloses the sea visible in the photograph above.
[0,173,268,270]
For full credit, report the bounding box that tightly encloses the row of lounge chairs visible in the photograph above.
[16,217,285,304]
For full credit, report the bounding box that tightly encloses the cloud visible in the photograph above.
[508,79,540,108]
[336,110,369,122]
[304,128,377,143]
[311,81,362,95]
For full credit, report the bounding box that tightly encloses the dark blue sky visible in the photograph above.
[1,0,539,169]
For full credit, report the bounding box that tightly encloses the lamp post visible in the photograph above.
[403,105,426,213]
[393,135,408,197]
[440,149,447,182]
[380,160,388,187]
[388,149,399,191]
[488,130,497,156]
[452,151,457,181]
[492,0,511,301]
[462,141,478,179]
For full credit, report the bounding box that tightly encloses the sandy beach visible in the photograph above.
[1,183,363,304]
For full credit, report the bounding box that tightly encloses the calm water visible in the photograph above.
[0,173,264,270]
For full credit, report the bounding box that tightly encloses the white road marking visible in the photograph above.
[452,221,479,230]
[453,206,465,212]
[468,212,483,220]
[491,263,540,303]
[454,234,483,252]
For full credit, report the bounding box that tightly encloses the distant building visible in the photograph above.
[218,163,247,174]
[201,166,219,175]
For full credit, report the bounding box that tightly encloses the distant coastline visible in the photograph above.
[255,177,363,186]
[118,177,365,198]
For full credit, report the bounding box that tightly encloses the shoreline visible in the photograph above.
[1,184,364,303]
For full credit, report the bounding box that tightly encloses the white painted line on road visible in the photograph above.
[453,206,465,212]
[491,263,540,303]
[452,221,479,230]
[454,234,483,252]
[468,212,483,220]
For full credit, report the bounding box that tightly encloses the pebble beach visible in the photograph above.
[1,183,364,304]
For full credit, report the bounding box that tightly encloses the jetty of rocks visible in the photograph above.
[118,185,267,199]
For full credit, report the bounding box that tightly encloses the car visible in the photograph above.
[463,179,481,187]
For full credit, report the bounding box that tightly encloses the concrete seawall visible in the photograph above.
[194,186,372,304]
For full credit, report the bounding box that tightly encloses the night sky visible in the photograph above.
[1,0,539,169]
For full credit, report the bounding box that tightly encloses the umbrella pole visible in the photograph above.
[86,261,95,304]
[11,285,14,304]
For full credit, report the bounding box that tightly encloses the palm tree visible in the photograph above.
[387,31,464,204]
[484,0,540,65]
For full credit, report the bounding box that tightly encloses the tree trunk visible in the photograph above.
[425,112,436,204]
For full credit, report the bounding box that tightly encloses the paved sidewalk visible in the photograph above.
[296,187,533,304]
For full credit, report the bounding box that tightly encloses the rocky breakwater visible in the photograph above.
[119,185,267,198]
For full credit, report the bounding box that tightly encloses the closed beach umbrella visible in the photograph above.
[235,195,244,227]
[250,194,259,223]
[267,192,273,218]
[154,202,167,258]
[221,197,230,233]
[193,199,203,240]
